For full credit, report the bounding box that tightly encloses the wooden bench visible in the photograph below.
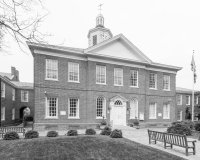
[147,129,196,156]
[0,127,25,138]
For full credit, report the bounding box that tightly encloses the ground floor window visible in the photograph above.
[69,98,79,118]
[1,107,5,121]
[12,108,15,120]
[96,97,106,118]
[177,110,182,121]
[149,103,157,119]
[46,97,58,118]
[130,98,138,119]
[163,103,170,119]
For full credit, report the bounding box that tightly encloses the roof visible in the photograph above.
[176,87,199,94]
[11,81,33,89]
[0,72,11,79]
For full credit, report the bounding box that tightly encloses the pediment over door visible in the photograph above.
[110,95,128,103]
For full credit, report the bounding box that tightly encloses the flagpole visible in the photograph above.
[192,50,195,122]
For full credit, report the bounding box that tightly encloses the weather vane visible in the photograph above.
[98,3,103,13]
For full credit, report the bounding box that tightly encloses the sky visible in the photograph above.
[0,0,200,90]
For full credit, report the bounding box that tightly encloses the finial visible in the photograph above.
[98,3,103,13]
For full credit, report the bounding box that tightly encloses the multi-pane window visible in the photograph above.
[114,68,123,86]
[1,82,5,98]
[186,95,190,105]
[93,35,97,45]
[96,97,106,118]
[1,107,5,121]
[149,73,157,89]
[195,96,198,104]
[163,75,170,90]
[68,62,79,82]
[12,88,15,101]
[177,111,182,121]
[96,65,106,84]
[46,59,58,80]
[149,103,157,119]
[130,99,138,119]
[177,95,182,105]
[21,91,28,102]
[163,103,170,119]
[12,108,15,120]
[130,70,138,87]
[46,97,58,118]
[69,98,79,118]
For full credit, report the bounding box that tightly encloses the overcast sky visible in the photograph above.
[0,0,199,90]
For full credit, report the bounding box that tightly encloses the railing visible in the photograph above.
[0,127,25,138]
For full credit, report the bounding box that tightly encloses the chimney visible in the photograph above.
[15,70,19,81]
[11,67,16,76]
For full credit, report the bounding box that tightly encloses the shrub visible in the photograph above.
[100,126,111,136]
[167,123,191,135]
[25,130,39,139]
[110,129,123,138]
[194,123,200,131]
[129,124,133,127]
[3,131,19,140]
[46,131,58,137]
[67,130,78,136]
[85,128,96,135]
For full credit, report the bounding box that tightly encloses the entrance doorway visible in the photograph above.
[20,107,27,119]
[113,100,124,125]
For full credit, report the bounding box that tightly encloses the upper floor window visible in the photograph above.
[163,75,170,90]
[12,108,15,120]
[130,70,138,87]
[163,103,170,119]
[96,65,106,84]
[93,35,97,46]
[68,62,79,82]
[1,107,5,121]
[1,82,5,98]
[46,59,58,80]
[149,73,157,89]
[46,97,58,118]
[130,98,138,119]
[12,88,15,101]
[177,110,182,121]
[21,91,29,102]
[195,96,198,104]
[68,98,79,118]
[177,95,182,105]
[149,103,157,119]
[114,68,123,86]
[96,97,106,118]
[186,95,190,105]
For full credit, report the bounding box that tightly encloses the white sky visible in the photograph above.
[0,0,199,90]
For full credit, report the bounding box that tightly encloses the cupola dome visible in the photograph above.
[96,13,104,28]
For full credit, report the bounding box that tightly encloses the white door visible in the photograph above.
[114,106,123,125]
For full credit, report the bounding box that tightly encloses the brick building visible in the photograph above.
[0,67,34,126]
[27,13,182,131]
[176,87,200,121]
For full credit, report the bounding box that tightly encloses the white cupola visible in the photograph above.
[96,13,104,27]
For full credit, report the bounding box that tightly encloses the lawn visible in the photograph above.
[0,135,186,160]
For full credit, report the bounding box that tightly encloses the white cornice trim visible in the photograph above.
[146,67,177,74]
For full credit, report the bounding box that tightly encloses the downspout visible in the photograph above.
[0,78,2,127]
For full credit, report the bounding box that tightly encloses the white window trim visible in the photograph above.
[12,108,15,120]
[130,98,138,119]
[96,65,106,85]
[163,103,170,119]
[21,91,29,102]
[1,82,5,98]
[149,103,157,119]
[114,68,123,86]
[96,97,106,119]
[68,98,80,119]
[177,111,182,121]
[12,88,15,101]
[45,59,58,81]
[45,97,58,119]
[186,95,190,105]
[149,73,157,90]
[68,62,80,83]
[130,70,139,88]
[1,107,5,121]
[163,75,170,91]
[177,95,182,105]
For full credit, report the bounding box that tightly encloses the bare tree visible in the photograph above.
[0,0,49,53]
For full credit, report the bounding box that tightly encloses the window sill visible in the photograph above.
[114,85,123,87]
[186,104,190,106]
[130,86,139,88]
[96,83,107,85]
[149,88,157,90]
[45,78,58,81]
[68,81,80,83]
[163,118,170,119]
[163,89,171,92]
[149,118,157,119]
[21,101,28,103]
[45,117,58,119]
[96,117,107,119]
[68,117,80,119]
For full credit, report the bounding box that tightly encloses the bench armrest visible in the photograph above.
[187,140,196,143]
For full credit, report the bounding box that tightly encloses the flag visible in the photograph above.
[191,54,197,83]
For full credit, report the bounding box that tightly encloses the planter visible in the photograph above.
[100,125,106,130]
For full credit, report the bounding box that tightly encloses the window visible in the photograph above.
[149,103,157,119]
[46,59,58,80]
[177,95,182,105]
[186,95,190,105]
[12,108,15,120]
[163,103,170,119]
[46,97,58,118]
[1,107,5,121]
[96,65,106,84]
[12,88,15,101]
[21,91,28,102]
[130,70,138,87]
[114,68,123,86]
[68,98,79,118]
[130,99,138,119]
[1,82,5,98]
[177,111,182,121]
[149,73,157,89]
[163,75,170,90]
[96,97,106,118]
[68,62,79,82]
[93,35,97,45]
[195,96,198,105]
